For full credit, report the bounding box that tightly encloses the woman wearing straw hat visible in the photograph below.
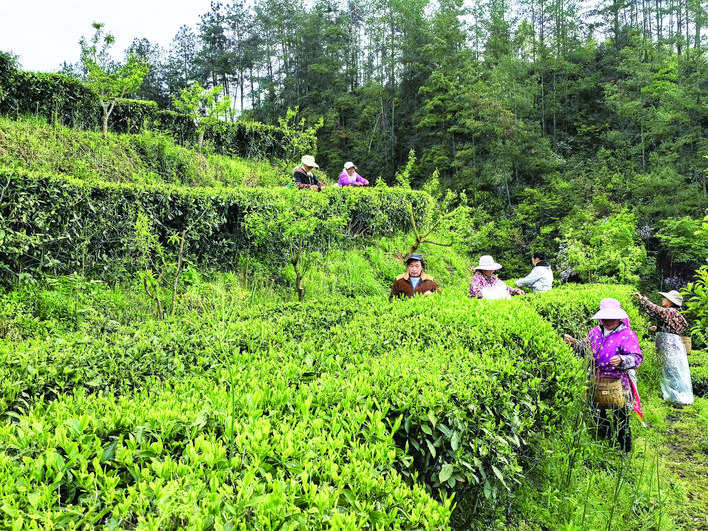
[633,290,693,405]
[468,255,525,299]
[564,298,644,453]
[294,155,326,191]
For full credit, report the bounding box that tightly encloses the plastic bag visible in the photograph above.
[656,332,694,405]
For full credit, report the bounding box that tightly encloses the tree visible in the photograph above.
[244,191,345,301]
[126,38,168,107]
[556,205,649,284]
[164,25,200,101]
[171,81,232,149]
[79,22,149,139]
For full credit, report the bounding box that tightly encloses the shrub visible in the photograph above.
[0,167,434,283]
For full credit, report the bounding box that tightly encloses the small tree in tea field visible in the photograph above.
[244,192,345,301]
[172,82,232,150]
[80,22,148,139]
[405,169,471,258]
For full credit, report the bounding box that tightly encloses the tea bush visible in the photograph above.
[690,349,708,397]
[0,56,317,159]
[0,167,433,283]
[0,283,612,527]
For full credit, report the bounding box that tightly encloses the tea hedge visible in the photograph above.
[0,55,316,160]
[0,167,433,282]
[689,349,708,397]
[0,284,618,527]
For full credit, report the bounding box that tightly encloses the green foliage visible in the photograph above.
[0,281,591,528]
[690,350,708,398]
[0,274,674,529]
[683,212,708,340]
[395,149,415,189]
[0,116,294,188]
[244,190,346,300]
[0,166,434,283]
[557,205,649,284]
[79,23,149,138]
[0,65,97,130]
[172,82,232,149]
[276,107,323,161]
[0,60,315,161]
[656,216,708,269]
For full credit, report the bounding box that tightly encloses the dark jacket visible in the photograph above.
[293,167,323,190]
[389,272,440,301]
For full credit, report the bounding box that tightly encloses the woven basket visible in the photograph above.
[592,376,625,409]
[681,336,692,355]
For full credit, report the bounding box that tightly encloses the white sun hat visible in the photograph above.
[658,290,683,307]
[301,155,319,169]
[474,255,502,270]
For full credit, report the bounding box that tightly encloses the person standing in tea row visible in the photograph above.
[633,290,693,405]
[564,298,643,453]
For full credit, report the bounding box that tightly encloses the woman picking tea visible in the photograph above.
[563,298,643,453]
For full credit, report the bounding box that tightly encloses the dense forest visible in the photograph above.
[42,0,708,290]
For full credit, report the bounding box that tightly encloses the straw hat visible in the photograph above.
[301,155,319,169]
[591,298,629,320]
[658,290,683,307]
[474,255,502,270]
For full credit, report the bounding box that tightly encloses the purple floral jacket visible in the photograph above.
[338,171,369,186]
[579,324,643,394]
[468,271,525,299]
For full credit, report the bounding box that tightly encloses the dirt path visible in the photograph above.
[660,401,708,530]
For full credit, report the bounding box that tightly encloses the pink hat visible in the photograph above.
[591,298,629,320]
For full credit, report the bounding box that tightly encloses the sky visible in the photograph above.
[0,0,215,72]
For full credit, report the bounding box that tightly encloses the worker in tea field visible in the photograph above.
[294,155,327,191]
[338,161,369,186]
[389,253,440,301]
[563,298,643,453]
[469,255,525,299]
[515,252,553,293]
[633,290,693,405]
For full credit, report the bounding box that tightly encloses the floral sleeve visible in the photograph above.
[507,285,525,296]
[469,278,484,299]
[637,295,687,335]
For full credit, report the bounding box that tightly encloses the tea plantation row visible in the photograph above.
[0,285,652,528]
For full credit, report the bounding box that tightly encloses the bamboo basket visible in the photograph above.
[591,376,625,409]
[681,336,691,354]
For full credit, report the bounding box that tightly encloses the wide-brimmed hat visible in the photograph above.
[405,253,426,269]
[659,290,683,307]
[591,298,629,320]
[301,155,319,169]
[343,161,357,170]
[474,255,502,270]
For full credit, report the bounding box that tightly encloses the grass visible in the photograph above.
[0,114,286,187]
